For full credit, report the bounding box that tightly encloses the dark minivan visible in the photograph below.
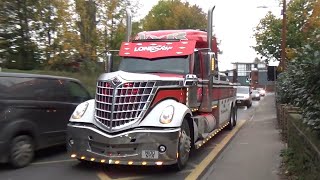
[0,73,92,168]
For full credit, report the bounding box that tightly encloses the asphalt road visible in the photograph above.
[0,98,263,180]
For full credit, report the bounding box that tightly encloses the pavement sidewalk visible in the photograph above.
[202,94,284,180]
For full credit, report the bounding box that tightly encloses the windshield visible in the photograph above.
[252,90,259,94]
[118,56,189,74]
[237,87,250,94]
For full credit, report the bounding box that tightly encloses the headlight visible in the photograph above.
[244,94,250,99]
[159,105,174,124]
[72,102,89,119]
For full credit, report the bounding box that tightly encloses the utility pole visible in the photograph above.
[281,0,287,71]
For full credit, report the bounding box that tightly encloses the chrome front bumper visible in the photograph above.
[67,123,180,166]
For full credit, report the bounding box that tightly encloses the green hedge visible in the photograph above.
[276,29,320,130]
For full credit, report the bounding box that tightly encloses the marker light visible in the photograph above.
[155,161,163,165]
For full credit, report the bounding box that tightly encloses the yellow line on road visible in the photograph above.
[97,171,145,180]
[97,171,112,180]
[185,119,247,180]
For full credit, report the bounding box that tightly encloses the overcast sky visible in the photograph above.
[135,0,281,70]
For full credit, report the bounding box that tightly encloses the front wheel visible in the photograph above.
[172,119,191,171]
[9,135,34,168]
[227,106,237,130]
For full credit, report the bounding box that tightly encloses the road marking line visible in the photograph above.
[249,113,255,121]
[31,159,76,165]
[97,171,145,180]
[185,119,247,180]
[97,171,112,180]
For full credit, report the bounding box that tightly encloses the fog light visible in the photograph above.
[158,145,166,153]
[155,161,163,165]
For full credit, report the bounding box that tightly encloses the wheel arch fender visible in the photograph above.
[4,119,39,147]
[138,99,192,128]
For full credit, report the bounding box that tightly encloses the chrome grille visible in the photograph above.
[95,80,157,130]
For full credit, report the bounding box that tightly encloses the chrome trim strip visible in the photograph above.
[87,150,139,158]
[69,124,180,138]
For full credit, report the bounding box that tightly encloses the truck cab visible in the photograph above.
[67,6,237,170]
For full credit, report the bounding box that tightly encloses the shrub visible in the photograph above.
[276,30,320,130]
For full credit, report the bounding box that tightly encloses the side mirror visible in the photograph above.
[183,74,198,87]
[105,52,112,73]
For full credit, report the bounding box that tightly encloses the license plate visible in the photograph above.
[142,150,159,159]
[237,100,241,103]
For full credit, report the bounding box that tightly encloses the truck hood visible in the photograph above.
[98,71,184,82]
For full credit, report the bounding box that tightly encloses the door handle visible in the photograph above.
[46,109,57,112]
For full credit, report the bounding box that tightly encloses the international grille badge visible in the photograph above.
[111,77,121,86]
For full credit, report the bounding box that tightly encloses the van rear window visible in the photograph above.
[0,77,67,101]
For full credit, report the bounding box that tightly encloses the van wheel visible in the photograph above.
[172,119,191,171]
[9,135,34,168]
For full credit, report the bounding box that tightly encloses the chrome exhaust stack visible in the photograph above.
[207,5,216,51]
[126,9,132,42]
[199,5,216,113]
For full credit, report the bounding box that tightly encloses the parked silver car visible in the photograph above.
[236,86,252,108]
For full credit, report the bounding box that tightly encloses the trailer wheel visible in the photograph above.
[9,135,34,168]
[173,119,191,171]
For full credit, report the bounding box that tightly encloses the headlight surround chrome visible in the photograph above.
[72,102,89,119]
[159,105,174,124]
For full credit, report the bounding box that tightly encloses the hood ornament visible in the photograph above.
[111,77,121,86]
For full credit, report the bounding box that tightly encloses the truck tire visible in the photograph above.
[9,135,34,168]
[173,119,191,171]
[227,106,236,130]
[233,105,238,126]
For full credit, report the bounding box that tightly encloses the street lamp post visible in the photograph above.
[281,0,287,71]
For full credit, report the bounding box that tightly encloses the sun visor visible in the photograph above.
[119,41,196,59]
